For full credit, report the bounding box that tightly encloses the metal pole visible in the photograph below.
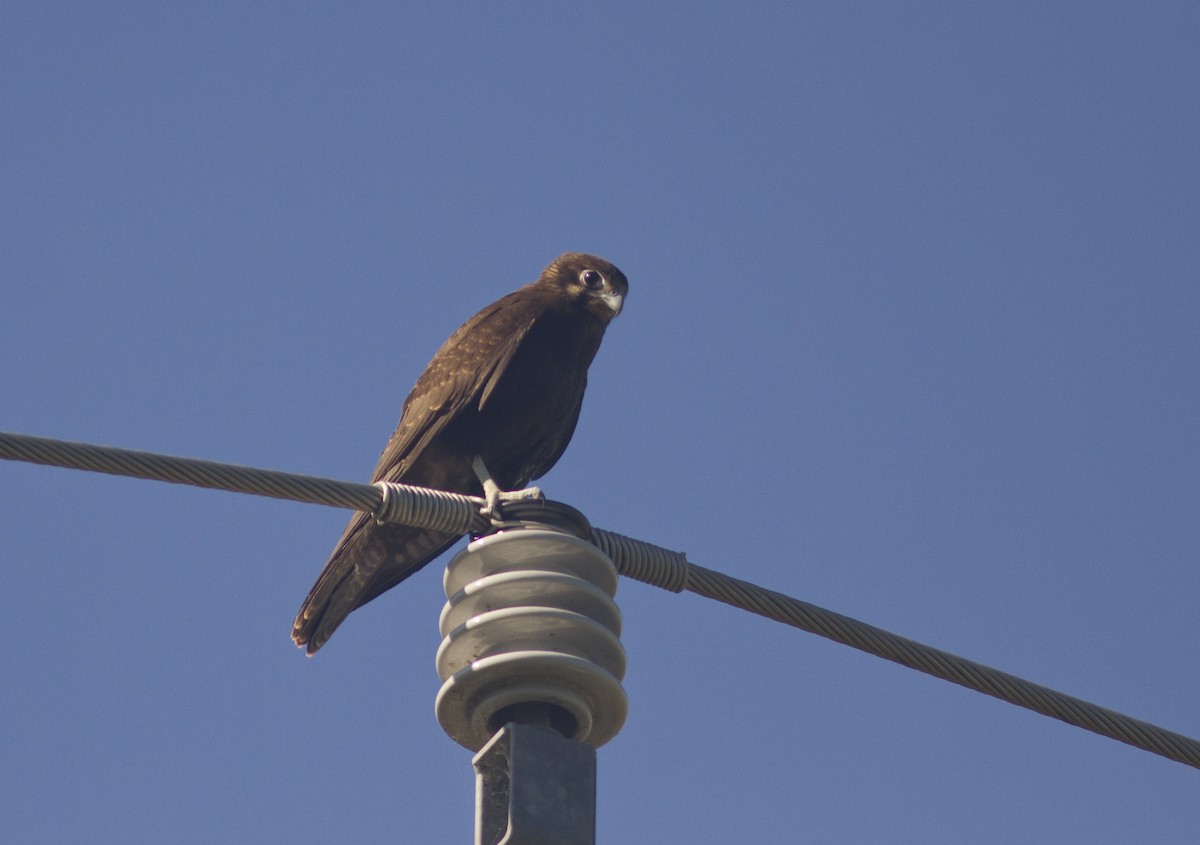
[474,722,597,845]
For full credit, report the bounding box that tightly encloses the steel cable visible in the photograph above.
[1,429,1197,770]
[683,563,1200,768]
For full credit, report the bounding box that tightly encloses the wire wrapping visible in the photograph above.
[1,429,1198,770]
[373,481,488,534]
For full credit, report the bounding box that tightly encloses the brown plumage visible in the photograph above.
[292,253,628,654]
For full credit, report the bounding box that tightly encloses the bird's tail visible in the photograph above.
[291,514,460,655]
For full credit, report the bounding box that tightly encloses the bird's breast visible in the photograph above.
[445,314,604,488]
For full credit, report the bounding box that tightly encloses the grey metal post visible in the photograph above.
[474,721,597,845]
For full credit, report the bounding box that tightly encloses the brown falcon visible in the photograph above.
[292,253,628,654]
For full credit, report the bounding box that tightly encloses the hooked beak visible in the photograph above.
[599,289,624,318]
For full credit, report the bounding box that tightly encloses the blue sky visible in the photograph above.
[2,3,1198,842]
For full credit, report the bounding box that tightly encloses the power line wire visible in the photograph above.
[1,429,1197,770]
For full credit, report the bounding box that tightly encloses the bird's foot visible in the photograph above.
[484,484,544,519]
[472,456,544,520]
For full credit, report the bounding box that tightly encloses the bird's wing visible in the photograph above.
[292,286,548,654]
[370,288,542,484]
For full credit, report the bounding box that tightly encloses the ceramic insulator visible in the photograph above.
[434,525,627,752]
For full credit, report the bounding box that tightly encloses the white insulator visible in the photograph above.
[434,526,628,752]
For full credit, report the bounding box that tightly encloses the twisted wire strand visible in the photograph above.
[2,429,1197,769]
[685,563,1200,768]
[0,430,483,535]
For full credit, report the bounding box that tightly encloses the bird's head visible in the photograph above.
[541,252,628,321]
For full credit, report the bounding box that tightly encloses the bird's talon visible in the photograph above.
[473,456,543,520]
[502,485,543,503]
[480,484,544,520]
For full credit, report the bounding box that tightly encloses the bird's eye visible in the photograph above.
[580,269,605,290]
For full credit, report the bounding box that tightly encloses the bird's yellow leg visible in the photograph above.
[471,456,544,519]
